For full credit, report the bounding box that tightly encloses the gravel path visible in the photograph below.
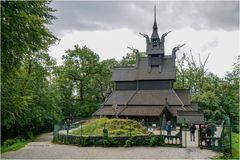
[1,132,218,159]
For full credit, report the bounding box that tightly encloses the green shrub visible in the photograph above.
[149,137,158,146]
[124,137,136,147]
[77,137,88,147]
[3,139,16,146]
[1,138,28,153]
[149,136,164,146]
[95,138,118,147]
[24,132,33,139]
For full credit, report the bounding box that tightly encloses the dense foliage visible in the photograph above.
[174,53,239,131]
[1,1,60,141]
[1,1,238,146]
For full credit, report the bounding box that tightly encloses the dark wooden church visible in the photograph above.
[93,5,198,122]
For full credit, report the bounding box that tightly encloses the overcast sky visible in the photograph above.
[48,0,239,77]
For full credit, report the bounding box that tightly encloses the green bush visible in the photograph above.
[149,136,164,146]
[77,137,88,147]
[3,139,16,146]
[24,132,33,139]
[1,138,28,153]
[158,136,164,145]
[124,137,136,147]
[149,137,158,146]
[53,133,166,147]
[95,138,118,147]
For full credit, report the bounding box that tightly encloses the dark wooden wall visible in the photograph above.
[115,80,172,90]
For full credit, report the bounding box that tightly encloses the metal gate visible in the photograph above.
[199,116,232,157]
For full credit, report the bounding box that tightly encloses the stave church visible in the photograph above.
[93,4,199,123]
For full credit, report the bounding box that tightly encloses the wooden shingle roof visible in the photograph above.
[93,106,126,116]
[104,89,190,106]
[177,111,204,124]
[120,106,164,116]
[94,105,196,117]
[104,91,136,105]
[112,57,176,81]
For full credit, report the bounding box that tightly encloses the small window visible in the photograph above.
[153,40,158,47]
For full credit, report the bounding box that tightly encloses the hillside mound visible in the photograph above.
[71,118,147,136]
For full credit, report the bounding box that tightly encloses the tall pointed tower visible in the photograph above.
[147,3,171,72]
[149,3,162,54]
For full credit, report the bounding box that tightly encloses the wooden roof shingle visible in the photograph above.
[112,57,176,81]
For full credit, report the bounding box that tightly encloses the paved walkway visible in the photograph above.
[1,132,218,159]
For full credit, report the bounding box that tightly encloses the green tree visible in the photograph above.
[174,52,222,121]
[218,56,239,131]
[120,52,145,66]
[56,45,101,117]
[1,1,59,140]
[1,0,58,73]
[95,59,118,101]
[175,53,239,123]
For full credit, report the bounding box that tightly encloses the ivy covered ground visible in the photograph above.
[70,118,148,136]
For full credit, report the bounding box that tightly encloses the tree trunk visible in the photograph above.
[80,79,83,101]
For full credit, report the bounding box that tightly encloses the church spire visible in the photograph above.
[151,0,159,39]
[153,1,157,30]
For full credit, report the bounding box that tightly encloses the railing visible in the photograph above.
[163,135,182,145]
[53,120,182,147]
[199,118,232,157]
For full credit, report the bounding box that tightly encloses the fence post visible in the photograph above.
[184,118,187,148]
[229,115,232,158]
[180,124,183,147]
[129,125,132,137]
[80,122,83,137]
[222,120,225,153]
[159,116,162,135]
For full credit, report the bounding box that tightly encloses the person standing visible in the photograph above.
[190,124,197,141]
[65,118,71,134]
[166,121,172,135]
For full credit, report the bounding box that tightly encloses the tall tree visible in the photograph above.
[1,1,59,140]
[175,53,239,123]
[1,0,58,72]
[57,45,101,117]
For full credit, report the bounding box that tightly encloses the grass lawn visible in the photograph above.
[1,139,29,153]
[232,132,239,159]
[71,118,148,136]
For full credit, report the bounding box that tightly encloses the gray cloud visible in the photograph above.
[200,40,219,52]
[48,1,239,36]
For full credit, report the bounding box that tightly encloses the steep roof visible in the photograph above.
[112,56,176,81]
[177,111,204,124]
[175,89,191,105]
[93,106,126,116]
[120,106,164,116]
[104,91,136,105]
[103,89,190,106]
[93,105,195,117]
[128,90,181,105]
